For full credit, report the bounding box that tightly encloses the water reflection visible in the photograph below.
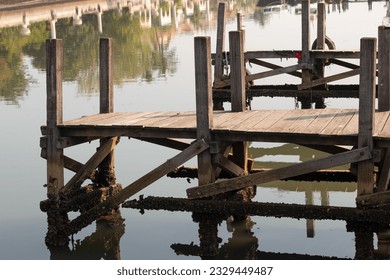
[49,210,124,260]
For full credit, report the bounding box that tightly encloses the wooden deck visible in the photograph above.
[44,108,390,146]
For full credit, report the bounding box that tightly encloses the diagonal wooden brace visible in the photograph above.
[63,138,209,236]
[61,136,119,197]
[187,147,372,199]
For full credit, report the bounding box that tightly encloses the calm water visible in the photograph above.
[0,0,388,259]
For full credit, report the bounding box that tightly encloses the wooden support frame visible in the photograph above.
[187,147,372,199]
[357,38,377,196]
[63,139,209,235]
[46,38,64,199]
[248,59,302,78]
[61,137,119,197]
[229,31,246,111]
[298,68,360,90]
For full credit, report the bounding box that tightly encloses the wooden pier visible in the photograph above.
[40,1,390,247]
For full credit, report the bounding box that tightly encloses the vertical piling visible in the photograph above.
[97,38,116,186]
[195,36,215,185]
[46,39,64,199]
[229,30,248,173]
[229,31,246,112]
[378,26,390,111]
[357,38,376,196]
[301,0,311,85]
[213,2,226,88]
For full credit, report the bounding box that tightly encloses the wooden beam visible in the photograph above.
[213,2,226,86]
[329,59,359,69]
[61,137,119,197]
[134,137,190,151]
[229,31,246,112]
[377,148,390,191]
[187,147,371,199]
[356,190,390,209]
[298,68,360,90]
[195,36,215,185]
[98,38,115,186]
[123,195,390,224]
[46,38,64,198]
[301,0,311,84]
[378,26,390,111]
[357,38,377,196]
[316,2,326,51]
[248,59,302,78]
[64,139,209,235]
[213,154,247,177]
[246,63,306,82]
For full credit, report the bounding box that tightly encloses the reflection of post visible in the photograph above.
[348,222,374,259]
[49,210,125,259]
[97,6,103,34]
[50,10,57,39]
[305,190,315,238]
[192,213,220,258]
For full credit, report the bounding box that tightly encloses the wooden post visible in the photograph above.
[46,39,64,199]
[378,26,390,111]
[195,36,215,185]
[316,2,326,50]
[357,38,376,196]
[97,38,116,186]
[314,2,326,108]
[229,30,248,172]
[301,0,311,85]
[237,12,242,31]
[229,31,246,112]
[213,2,226,88]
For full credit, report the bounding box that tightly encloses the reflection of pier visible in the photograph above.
[124,197,390,259]
[0,0,213,36]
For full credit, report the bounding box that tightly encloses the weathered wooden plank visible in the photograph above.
[320,109,357,135]
[329,59,359,69]
[195,36,215,185]
[374,111,390,137]
[339,112,359,136]
[357,38,377,196]
[303,109,342,134]
[61,137,119,197]
[246,63,306,82]
[214,110,254,130]
[356,189,390,208]
[64,139,209,235]
[377,148,390,191]
[46,38,64,198]
[134,137,190,151]
[247,110,292,132]
[238,50,361,60]
[229,31,246,112]
[213,2,226,87]
[248,59,302,78]
[378,26,390,111]
[157,112,196,128]
[298,68,360,90]
[265,109,306,133]
[232,110,276,131]
[187,147,371,199]
[287,109,323,133]
[213,155,247,177]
